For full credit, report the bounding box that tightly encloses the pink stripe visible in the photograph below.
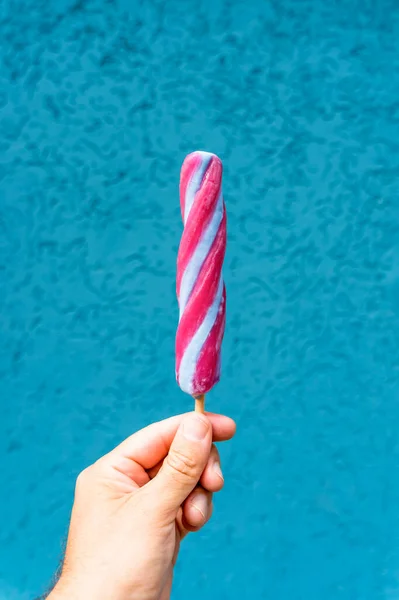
[179,153,201,223]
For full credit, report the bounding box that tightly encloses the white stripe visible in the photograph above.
[183,152,214,224]
[178,276,224,395]
[179,188,223,317]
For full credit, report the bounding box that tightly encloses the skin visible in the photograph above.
[48,411,236,600]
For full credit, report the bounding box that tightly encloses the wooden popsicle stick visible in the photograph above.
[194,394,205,414]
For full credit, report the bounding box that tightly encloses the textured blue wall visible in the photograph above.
[1,0,399,598]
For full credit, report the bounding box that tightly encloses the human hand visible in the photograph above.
[48,411,236,600]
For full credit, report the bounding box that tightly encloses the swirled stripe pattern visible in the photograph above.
[176,151,226,396]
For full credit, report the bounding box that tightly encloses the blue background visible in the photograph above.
[1,0,399,598]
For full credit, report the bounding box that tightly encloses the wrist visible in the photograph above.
[47,577,128,600]
[47,579,89,600]
[47,581,76,600]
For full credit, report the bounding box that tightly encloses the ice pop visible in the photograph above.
[175,151,226,412]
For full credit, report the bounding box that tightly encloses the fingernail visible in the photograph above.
[183,415,209,441]
[213,461,224,481]
[192,494,208,519]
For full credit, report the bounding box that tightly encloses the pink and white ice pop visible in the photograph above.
[176,151,226,397]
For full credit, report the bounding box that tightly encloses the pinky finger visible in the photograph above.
[182,487,213,532]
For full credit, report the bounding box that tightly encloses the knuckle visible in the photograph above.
[211,444,219,458]
[167,449,198,479]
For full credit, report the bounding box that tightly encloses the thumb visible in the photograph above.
[150,413,212,514]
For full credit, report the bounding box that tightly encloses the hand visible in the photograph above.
[49,411,236,600]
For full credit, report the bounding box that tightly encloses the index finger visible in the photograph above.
[108,412,236,470]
